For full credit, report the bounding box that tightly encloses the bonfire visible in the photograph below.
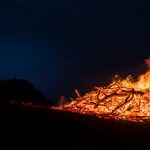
[51,58,150,122]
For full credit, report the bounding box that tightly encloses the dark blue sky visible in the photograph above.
[1,0,150,103]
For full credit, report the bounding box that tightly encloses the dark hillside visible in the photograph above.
[0,79,53,105]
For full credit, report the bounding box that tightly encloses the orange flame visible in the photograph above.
[50,58,150,122]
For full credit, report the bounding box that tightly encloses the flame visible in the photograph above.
[50,58,150,122]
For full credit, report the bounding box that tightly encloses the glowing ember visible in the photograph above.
[50,58,150,122]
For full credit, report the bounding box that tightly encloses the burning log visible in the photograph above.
[75,89,81,98]
[50,58,150,122]
[111,94,133,114]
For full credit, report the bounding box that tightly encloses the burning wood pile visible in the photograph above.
[51,58,150,122]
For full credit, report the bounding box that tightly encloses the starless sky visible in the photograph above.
[1,0,150,103]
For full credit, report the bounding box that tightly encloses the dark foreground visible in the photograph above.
[0,104,150,149]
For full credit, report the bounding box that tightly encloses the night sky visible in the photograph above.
[1,0,150,103]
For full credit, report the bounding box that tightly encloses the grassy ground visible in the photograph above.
[0,104,150,149]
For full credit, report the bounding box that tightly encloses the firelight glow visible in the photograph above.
[50,58,150,122]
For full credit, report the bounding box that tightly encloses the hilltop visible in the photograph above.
[0,79,53,106]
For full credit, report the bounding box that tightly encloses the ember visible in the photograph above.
[50,58,150,122]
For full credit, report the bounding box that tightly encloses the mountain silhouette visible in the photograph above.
[0,79,53,105]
